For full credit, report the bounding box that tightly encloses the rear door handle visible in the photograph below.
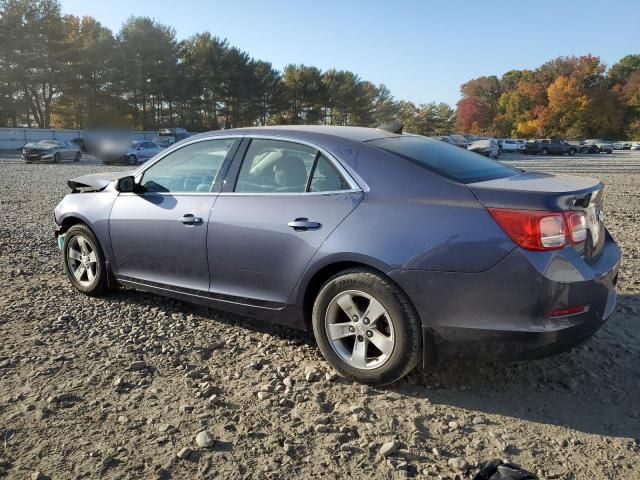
[180,214,203,225]
[288,218,321,231]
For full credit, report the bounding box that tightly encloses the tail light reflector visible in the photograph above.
[549,304,589,317]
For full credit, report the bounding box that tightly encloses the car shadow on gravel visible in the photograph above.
[109,288,639,439]
[401,293,640,439]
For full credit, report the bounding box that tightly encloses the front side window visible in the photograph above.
[235,138,352,193]
[141,138,235,193]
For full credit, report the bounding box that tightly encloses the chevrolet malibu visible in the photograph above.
[53,126,620,385]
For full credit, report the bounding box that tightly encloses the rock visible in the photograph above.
[380,441,397,458]
[195,430,214,448]
[157,424,173,433]
[264,461,280,472]
[176,447,192,459]
[31,472,48,480]
[315,415,330,425]
[472,416,486,425]
[283,377,293,389]
[325,371,338,381]
[257,391,272,400]
[117,415,129,424]
[179,404,194,414]
[448,456,469,471]
[315,424,329,433]
[448,421,459,429]
[387,391,402,400]
[129,360,147,371]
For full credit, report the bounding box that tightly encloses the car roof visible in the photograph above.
[191,125,399,143]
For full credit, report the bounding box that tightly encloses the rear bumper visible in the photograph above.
[390,231,621,364]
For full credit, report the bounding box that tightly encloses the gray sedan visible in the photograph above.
[125,141,163,165]
[53,126,620,385]
[23,140,82,163]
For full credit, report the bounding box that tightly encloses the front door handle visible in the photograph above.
[180,214,203,225]
[288,218,321,231]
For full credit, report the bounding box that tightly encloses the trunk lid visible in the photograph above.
[469,171,606,261]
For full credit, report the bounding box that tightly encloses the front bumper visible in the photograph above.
[390,231,621,364]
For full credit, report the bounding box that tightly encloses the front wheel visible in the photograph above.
[541,148,549,155]
[128,155,137,165]
[54,152,61,163]
[312,268,422,385]
[63,224,108,296]
[74,151,81,162]
[569,149,576,156]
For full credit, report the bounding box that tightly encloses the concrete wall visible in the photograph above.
[0,128,159,150]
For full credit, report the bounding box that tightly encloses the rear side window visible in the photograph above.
[309,154,351,192]
[368,136,517,183]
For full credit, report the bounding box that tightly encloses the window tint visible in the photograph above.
[309,154,351,192]
[141,138,235,193]
[235,139,316,193]
[368,136,517,183]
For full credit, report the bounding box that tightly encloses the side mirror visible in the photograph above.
[115,175,136,193]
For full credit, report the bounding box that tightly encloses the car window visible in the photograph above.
[368,136,518,183]
[309,154,351,192]
[235,139,316,193]
[141,138,235,193]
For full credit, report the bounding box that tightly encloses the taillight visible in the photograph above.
[563,211,587,244]
[488,209,566,251]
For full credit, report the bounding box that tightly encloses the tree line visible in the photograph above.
[457,54,640,140]
[0,0,455,135]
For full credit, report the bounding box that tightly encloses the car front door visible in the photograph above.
[109,137,239,291]
[207,137,364,307]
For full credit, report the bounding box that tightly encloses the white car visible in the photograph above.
[500,139,525,152]
[631,143,640,150]
[22,140,82,163]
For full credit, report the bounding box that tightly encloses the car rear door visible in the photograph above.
[207,137,363,307]
[109,137,239,291]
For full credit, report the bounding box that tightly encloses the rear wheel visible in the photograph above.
[128,155,137,165]
[54,152,61,163]
[312,268,422,385]
[541,148,549,155]
[569,149,576,156]
[63,224,108,296]
[74,151,81,162]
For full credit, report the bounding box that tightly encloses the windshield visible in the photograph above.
[368,136,518,183]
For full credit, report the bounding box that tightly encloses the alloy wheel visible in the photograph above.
[324,290,395,370]
[67,235,98,287]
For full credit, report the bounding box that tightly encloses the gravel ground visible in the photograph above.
[0,151,639,480]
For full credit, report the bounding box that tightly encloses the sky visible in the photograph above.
[59,0,640,106]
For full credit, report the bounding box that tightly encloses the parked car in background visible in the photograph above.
[468,139,499,158]
[22,140,82,163]
[432,135,466,148]
[568,141,599,154]
[584,140,613,154]
[53,126,620,385]
[631,142,640,150]
[524,139,577,156]
[72,137,89,152]
[153,127,190,148]
[612,142,623,150]
[499,139,525,153]
[104,141,162,165]
[621,142,631,150]
[447,134,469,148]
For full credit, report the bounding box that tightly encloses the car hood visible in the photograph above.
[25,143,57,150]
[68,170,135,192]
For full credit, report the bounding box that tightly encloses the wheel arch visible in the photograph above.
[300,259,423,333]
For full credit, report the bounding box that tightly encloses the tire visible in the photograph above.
[541,148,549,155]
[128,155,137,165]
[63,224,108,296]
[311,268,422,385]
[569,149,576,156]
[74,151,81,162]
[54,152,61,163]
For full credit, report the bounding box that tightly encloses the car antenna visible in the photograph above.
[377,122,404,134]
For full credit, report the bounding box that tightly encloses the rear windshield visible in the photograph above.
[368,135,518,183]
